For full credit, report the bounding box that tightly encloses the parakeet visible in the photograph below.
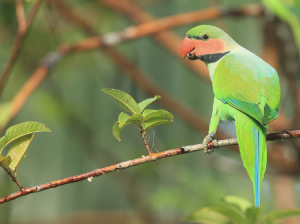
[181,25,281,207]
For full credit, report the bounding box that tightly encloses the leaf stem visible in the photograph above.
[4,168,23,190]
[139,127,151,155]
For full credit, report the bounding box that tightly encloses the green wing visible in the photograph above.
[213,52,280,125]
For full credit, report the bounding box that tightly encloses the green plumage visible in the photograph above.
[186,25,281,207]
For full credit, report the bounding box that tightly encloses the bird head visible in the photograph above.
[181,25,237,61]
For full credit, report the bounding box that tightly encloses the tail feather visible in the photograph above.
[235,113,267,207]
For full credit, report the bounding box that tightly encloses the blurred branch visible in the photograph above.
[15,0,27,34]
[48,1,264,54]
[99,1,264,82]
[98,4,264,43]
[0,0,43,96]
[0,129,299,204]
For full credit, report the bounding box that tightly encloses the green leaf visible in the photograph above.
[183,206,246,224]
[113,121,122,141]
[0,121,51,154]
[142,117,172,132]
[261,209,300,224]
[101,89,140,114]
[207,207,247,224]
[138,95,161,112]
[142,109,174,121]
[245,207,263,223]
[0,102,11,128]
[221,195,253,212]
[0,155,12,170]
[7,134,34,177]
[141,109,173,131]
[127,114,143,126]
[113,114,143,141]
[142,109,156,117]
[118,112,131,127]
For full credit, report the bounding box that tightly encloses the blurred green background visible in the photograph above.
[0,0,299,223]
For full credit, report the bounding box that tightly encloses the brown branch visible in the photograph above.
[98,0,209,82]
[139,128,152,155]
[0,0,43,96]
[99,1,264,82]
[0,129,299,204]
[15,0,27,34]
[99,4,264,42]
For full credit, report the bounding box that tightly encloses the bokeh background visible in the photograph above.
[0,0,300,223]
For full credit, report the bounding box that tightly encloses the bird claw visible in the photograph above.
[203,131,218,154]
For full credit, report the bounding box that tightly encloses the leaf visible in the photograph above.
[142,117,173,132]
[182,207,246,224]
[101,89,140,114]
[113,121,123,141]
[261,209,300,224]
[138,95,161,112]
[0,121,51,154]
[207,207,248,224]
[113,114,143,141]
[221,195,253,212]
[7,134,34,177]
[127,114,143,126]
[0,155,12,170]
[245,207,263,223]
[142,109,174,121]
[118,112,130,127]
[142,109,156,117]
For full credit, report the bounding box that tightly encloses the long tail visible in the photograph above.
[235,113,267,207]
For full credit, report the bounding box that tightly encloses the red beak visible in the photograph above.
[181,37,195,58]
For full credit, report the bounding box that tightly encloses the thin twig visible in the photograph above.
[0,129,299,204]
[139,128,152,155]
[0,0,42,96]
[4,168,23,190]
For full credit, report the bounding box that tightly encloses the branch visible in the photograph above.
[15,0,27,34]
[99,4,264,42]
[0,130,299,204]
[99,1,264,82]
[0,0,42,96]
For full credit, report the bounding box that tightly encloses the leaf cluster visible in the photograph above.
[0,121,50,177]
[101,88,173,140]
[182,195,300,224]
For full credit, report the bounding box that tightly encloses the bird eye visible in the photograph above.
[186,34,192,39]
[202,34,210,41]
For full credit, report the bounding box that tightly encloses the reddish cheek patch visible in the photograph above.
[193,39,225,56]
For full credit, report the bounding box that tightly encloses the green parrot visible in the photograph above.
[181,25,281,207]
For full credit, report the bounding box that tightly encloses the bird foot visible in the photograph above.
[203,131,218,154]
